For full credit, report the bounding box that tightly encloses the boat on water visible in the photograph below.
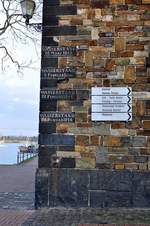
[19,144,38,153]
[0,140,6,147]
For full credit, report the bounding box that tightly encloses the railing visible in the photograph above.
[17,151,38,164]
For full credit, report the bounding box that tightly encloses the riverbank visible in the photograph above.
[0,143,38,165]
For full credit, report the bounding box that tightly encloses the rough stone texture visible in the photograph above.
[22,208,150,226]
[36,169,150,208]
[22,208,150,225]
[37,0,150,209]
[39,134,75,146]
[39,0,150,169]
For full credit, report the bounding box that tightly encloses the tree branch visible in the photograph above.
[0,0,42,71]
[0,45,21,70]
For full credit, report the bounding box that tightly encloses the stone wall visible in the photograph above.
[35,168,150,208]
[36,0,150,209]
[39,0,150,170]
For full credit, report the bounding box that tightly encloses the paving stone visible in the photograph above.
[22,208,150,226]
[43,26,77,36]
[44,0,60,6]
[90,170,132,192]
[0,210,34,226]
[42,37,58,46]
[90,190,132,208]
[0,192,35,210]
[40,79,58,88]
[41,58,58,67]
[91,0,110,8]
[131,136,147,147]
[39,122,56,133]
[40,100,57,111]
[43,5,77,16]
[38,146,57,168]
[43,16,59,26]
[146,57,150,68]
[59,158,76,168]
[49,169,89,207]
[132,172,150,207]
[39,134,75,146]
[134,156,148,163]
[35,170,49,208]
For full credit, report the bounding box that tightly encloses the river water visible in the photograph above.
[0,143,21,165]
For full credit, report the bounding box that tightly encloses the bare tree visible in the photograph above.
[0,0,42,73]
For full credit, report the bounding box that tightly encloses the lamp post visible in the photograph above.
[20,0,42,32]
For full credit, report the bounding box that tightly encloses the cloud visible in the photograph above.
[0,67,40,136]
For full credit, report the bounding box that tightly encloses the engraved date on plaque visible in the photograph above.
[40,89,76,100]
[40,112,75,122]
[41,67,76,80]
[42,46,77,57]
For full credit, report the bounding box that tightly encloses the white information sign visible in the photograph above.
[92,96,132,104]
[91,87,132,121]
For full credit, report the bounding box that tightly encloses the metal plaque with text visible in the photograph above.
[41,67,76,80]
[42,46,77,57]
[40,112,75,122]
[40,89,76,100]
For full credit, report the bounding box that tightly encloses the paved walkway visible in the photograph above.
[0,157,37,192]
[0,157,37,226]
[0,210,34,226]
[1,158,150,226]
[22,208,150,226]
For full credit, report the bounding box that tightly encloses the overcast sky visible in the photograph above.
[0,50,41,136]
[0,1,42,136]
[0,67,40,136]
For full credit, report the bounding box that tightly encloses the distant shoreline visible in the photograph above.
[0,136,38,144]
[2,141,28,144]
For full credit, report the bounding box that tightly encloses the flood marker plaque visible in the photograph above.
[42,46,76,57]
[91,87,132,121]
[40,112,75,122]
[41,67,76,80]
[41,89,76,100]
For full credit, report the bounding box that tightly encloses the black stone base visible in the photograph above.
[35,168,150,208]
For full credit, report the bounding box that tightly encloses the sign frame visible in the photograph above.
[91,87,132,121]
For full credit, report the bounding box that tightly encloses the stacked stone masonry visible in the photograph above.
[39,0,150,170]
[35,168,150,208]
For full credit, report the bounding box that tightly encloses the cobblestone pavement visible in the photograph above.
[0,158,37,226]
[0,192,35,209]
[22,208,150,226]
[0,209,34,226]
